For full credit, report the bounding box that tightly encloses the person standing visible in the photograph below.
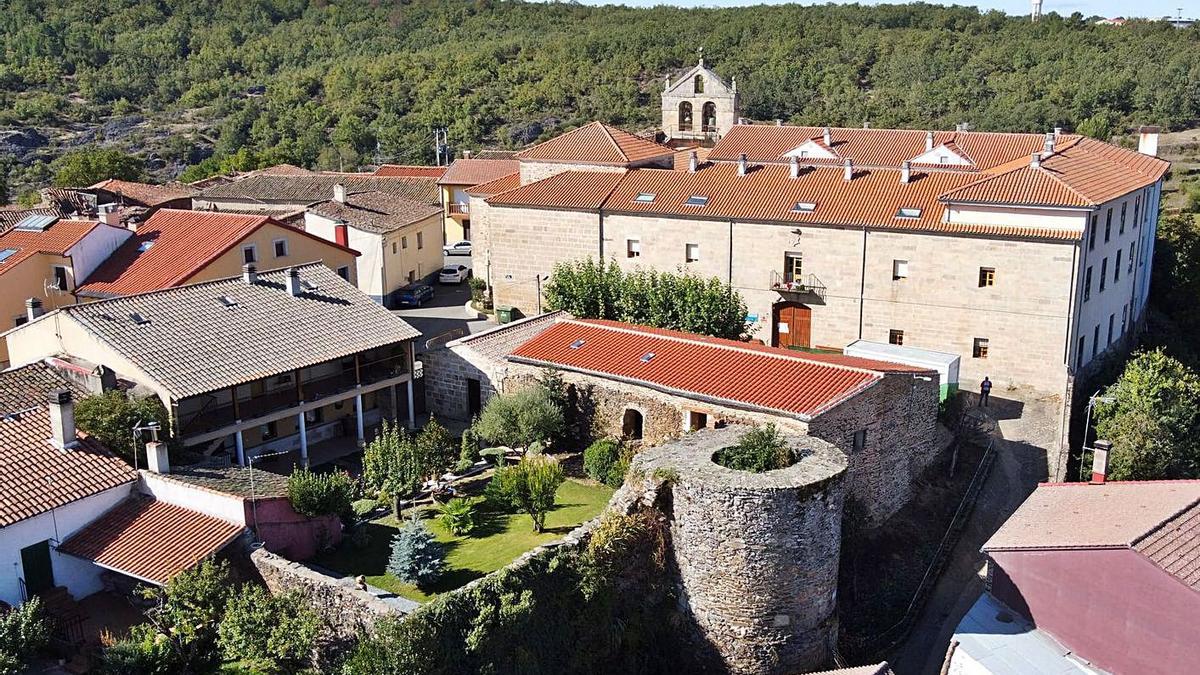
[979,376,992,407]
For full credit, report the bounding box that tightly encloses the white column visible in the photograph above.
[406,379,415,429]
[298,412,309,468]
[355,392,365,445]
[235,430,245,467]
[390,384,399,421]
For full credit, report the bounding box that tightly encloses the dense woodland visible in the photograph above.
[0,0,1198,189]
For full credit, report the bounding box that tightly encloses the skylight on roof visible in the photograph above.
[640,352,656,363]
[895,207,922,219]
[569,339,585,349]
[792,202,817,213]
[14,214,57,232]
[138,241,154,253]
[129,312,150,325]
[634,193,656,203]
[0,248,16,264]
[684,195,709,207]
[217,295,238,308]
[300,280,318,292]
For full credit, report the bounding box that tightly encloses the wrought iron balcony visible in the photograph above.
[770,271,827,302]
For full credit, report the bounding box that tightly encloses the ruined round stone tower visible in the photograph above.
[630,425,847,674]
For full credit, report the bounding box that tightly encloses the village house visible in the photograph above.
[436,153,519,244]
[5,263,420,468]
[192,172,439,216]
[948,479,1200,675]
[0,215,131,364]
[304,186,442,305]
[74,208,360,300]
[85,179,198,213]
[424,313,940,521]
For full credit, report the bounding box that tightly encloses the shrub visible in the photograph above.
[287,467,353,518]
[713,424,794,473]
[217,586,319,672]
[455,427,480,473]
[583,438,620,483]
[387,518,445,587]
[0,596,51,675]
[490,453,565,532]
[351,498,379,519]
[416,416,456,473]
[468,276,487,302]
[606,447,634,488]
[473,387,565,449]
[438,497,477,536]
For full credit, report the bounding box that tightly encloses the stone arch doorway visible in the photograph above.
[622,408,644,441]
[702,101,717,132]
[678,101,693,132]
[773,302,812,349]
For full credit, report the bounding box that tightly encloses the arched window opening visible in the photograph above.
[702,102,718,133]
[694,74,704,94]
[678,101,693,131]
[622,408,644,441]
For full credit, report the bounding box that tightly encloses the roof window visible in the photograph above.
[685,195,709,207]
[300,280,319,292]
[129,312,150,325]
[895,207,922,219]
[569,339,585,349]
[137,241,154,253]
[0,248,16,264]
[634,193,656,203]
[792,202,817,213]
[640,352,656,363]
[14,214,56,231]
[217,295,238,308]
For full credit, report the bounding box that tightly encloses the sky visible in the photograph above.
[572,0,1194,21]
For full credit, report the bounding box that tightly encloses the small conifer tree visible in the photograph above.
[386,518,445,587]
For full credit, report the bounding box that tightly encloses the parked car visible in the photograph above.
[443,240,472,256]
[439,265,470,284]
[393,283,434,307]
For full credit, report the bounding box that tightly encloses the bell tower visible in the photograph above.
[661,50,741,144]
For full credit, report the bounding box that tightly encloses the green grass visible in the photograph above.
[314,479,613,602]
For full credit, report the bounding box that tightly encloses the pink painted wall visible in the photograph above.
[245,497,342,561]
[989,548,1200,675]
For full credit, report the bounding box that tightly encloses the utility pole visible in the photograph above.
[432,128,450,166]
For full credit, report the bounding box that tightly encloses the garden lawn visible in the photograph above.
[314,479,613,602]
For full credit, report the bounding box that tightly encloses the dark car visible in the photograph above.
[393,283,434,307]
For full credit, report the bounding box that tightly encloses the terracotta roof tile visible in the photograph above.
[308,192,441,234]
[453,311,565,361]
[1134,501,1200,591]
[488,170,625,211]
[515,121,673,165]
[75,209,358,298]
[939,164,1092,208]
[372,165,448,178]
[200,174,438,205]
[88,179,197,207]
[508,319,923,419]
[437,158,521,187]
[0,365,136,527]
[0,217,104,278]
[58,496,244,584]
[464,172,521,197]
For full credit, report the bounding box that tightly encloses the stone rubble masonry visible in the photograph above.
[630,425,848,675]
[420,345,500,422]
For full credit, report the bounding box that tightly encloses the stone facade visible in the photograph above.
[483,205,600,315]
[630,425,848,674]
[661,60,741,142]
[420,344,499,422]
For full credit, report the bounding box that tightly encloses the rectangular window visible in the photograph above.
[852,429,866,454]
[417,232,424,249]
[973,338,989,359]
[407,270,416,283]
[392,241,397,254]
[1105,208,1112,243]
[1077,335,1086,369]
[336,266,350,281]
[1129,243,1135,273]
[273,238,288,258]
[634,192,656,203]
[261,421,278,442]
[684,195,709,207]
[52,266,69,291]
[242,245,257,264]
[892,259,908,280]
[14,315,29,328]
[1122,304,1128,336]
[1119,202,1127,234]
[978,267,995,288]
[1115,250,1122,281]
[1084,266,1092,301]
[401,236,408,249]
[627,239,641,258]
[784,252,803,283]
[685,243,700,263]
[1092,324,1100,358]
[1133,196,1140,228]
[1099,258,1108,292]
[1089,215,1097,250]
[889,329,904,346]
[1107,314,1115,346]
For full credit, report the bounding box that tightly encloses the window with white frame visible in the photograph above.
[627,239,641,258]
[685,243,700,263]
[273,238,288,258]
[892,259,908,280]
[242,245,257,264]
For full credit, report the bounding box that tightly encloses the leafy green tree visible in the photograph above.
[217,586,319,672]
[456,426,481,473]
[583,438,621,484]
[416,417,456,474]
[51,147,143,187]
[74,391,171,464]
[0,597,51,675]
[362,420,429,505]
[490,453,565,532]
[1094,350,1200,480]
[1075,112,1115,141]
[387,517,445,587]
[286,467,353,518]
[473,386,566,450]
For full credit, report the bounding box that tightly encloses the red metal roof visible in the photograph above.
[508,319,923,419]
[59,496,244,585]
[372,165,448,178]
[515,121,673,165]
[76,209,358,298]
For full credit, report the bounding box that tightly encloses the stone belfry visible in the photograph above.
[661,48,741,143]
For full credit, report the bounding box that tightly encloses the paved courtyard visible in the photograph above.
[395,253,490,354]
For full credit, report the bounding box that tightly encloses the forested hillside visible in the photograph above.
[1,0,1198,191]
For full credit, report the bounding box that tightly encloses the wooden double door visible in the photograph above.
[773,302,812,349]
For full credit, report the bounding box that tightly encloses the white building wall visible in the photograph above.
[0,482,133,606]
[304,212,385,302]
[67,224,133,282]
[944,204,1088,231]
[139,472,247,525]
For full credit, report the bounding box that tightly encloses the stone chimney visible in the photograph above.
[463,149,472,159]
[242,263,257,284]
[1090,439,1112,484]
[688,151,698,174]
[100,207,121,228]
[900,161,912,184]
[924,130,934,152]
[48,389,78,450]
[145,440,170,474]
[333,183,347,204]
[822,126,832,146]
[737,153,748,177]
[1138,126,1160,157]
[286,267,302,297]
[843,158,853,181]
[1053,126,1063,137]
[775,119,783,126]
[1043,132,1055,156]
[789,155,800,179]
[1030,152,1041,169]
[664,76,671,91]
[25,297,44,322]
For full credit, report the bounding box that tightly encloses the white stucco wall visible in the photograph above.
[139,472,247,525]
[67,223,133,283]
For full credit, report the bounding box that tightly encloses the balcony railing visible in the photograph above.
[448,202,469,217]
[770,271,827,302]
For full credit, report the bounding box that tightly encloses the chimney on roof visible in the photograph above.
[822,126,832,146]
[1090,439,1112,484]
[924,130,934,152]
[789,155,800,179]
[145,440,170,474]
[955,123,965,133]
[900,161,912,184]
[286,267,302,297]
[1137,126,1160,157]
[333,183,347,204]
[101,207,121,228]
[737,117,748,125]
[25,297,44,323]
[688,151,698,174]
[463,150,472,159]
[1053,126,1063,137]
[737,153,748,177]
[1030,152,1041,169]
[863,121,870,129]
[775,119,783,126]
[48,389,78,450]
[843,158,853,181]
[664,76,670,91]
[1043,132,1055,156]
[242,263,257,285]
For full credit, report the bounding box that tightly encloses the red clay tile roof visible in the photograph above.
[0,206,69,230]
[1134,501,1200,591]
[489,170,626,211]
[0,365,136,527]
[372,165,448,178]
[508,318,924,419]
[88,179,198,207]
[454,311,566,361]
[438,158,521,187]
[515,121,673,165]
[465,172,521,197]
[308,192,441,234]
[75,209,358,299]
[0,217,104,278]
[58,496,244,584]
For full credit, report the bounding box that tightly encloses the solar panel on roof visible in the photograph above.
[14,214,58,231]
